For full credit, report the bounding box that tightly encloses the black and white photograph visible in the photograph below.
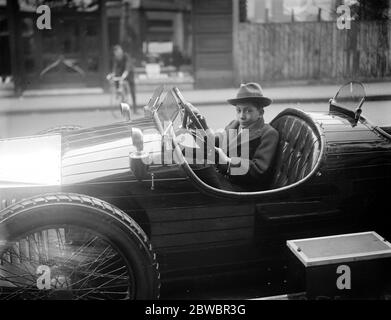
[0,0,391,306]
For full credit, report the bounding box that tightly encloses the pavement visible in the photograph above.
[1,81,391,115]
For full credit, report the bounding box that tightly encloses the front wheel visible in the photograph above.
[0,194,160,300]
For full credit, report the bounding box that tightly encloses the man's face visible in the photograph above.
[235,101,263,127]
[113,47,123,59]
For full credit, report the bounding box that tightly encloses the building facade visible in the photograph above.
[1,0,241,94]
[3,0,109,93]
[2,0,391,94]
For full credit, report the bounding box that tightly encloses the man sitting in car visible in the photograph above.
[189,82,280,192]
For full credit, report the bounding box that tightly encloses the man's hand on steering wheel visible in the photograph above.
[181,102,218,159]
[184,103,209,131]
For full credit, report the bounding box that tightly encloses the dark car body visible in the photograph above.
[1,84,390,296]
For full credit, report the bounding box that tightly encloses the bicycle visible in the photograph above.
[107,74,132,118]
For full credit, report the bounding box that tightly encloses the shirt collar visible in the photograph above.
[238,118,265,132]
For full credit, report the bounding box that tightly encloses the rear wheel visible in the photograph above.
[0,194,160,300]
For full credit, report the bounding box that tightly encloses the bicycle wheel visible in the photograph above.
[109,91,121,119]
[122,81,131,105]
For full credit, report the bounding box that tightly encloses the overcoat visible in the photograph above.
[216,118,279,190]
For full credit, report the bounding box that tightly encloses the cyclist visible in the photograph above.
[107,45,137,113]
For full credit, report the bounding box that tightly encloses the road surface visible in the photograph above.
[1,101,391,139]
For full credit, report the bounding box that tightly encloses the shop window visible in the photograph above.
[86,22,98,36]
[62,22,80,54]
[87,56,99,72]
[42,32,59,54]
[140,9,193,79]
[24,58,35,74]
[21,18,35,56]
[18,0,99,12]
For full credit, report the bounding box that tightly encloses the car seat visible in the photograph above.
[270,108,322,189]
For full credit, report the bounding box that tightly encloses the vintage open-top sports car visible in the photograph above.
[0,82,390,299]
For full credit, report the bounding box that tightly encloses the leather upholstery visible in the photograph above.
[270,111,321,189]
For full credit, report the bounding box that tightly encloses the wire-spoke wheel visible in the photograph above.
[0,226,134,300]
[0,194,160,300]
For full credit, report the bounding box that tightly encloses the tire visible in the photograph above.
[122,82,131,105]
[0,193,160,300]
[37,125,82,135]
[109,88,122,119]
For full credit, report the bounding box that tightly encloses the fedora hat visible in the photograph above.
[227,83,272,107]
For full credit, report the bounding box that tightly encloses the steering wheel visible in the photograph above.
[182,101,208,132]
[172,88,216,159]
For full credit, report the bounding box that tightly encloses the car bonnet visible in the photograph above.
[61,122,162,185]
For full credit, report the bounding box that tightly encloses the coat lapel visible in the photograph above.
[225,118,266,152]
